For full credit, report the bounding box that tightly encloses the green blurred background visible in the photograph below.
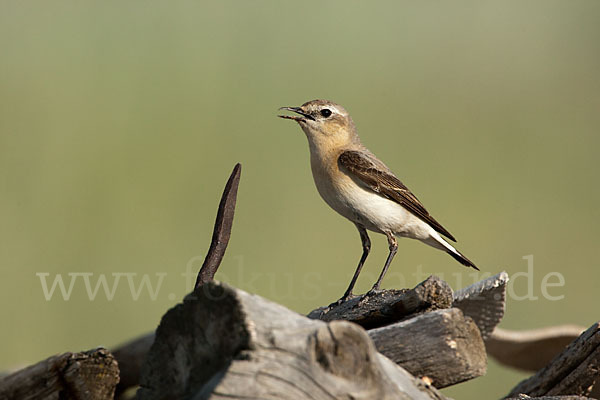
[1,1,599,398]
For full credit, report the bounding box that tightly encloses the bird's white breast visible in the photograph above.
[309,154,432,240]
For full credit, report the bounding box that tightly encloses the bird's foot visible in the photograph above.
[358,287,380,304]
[328,292,354,308]
[327,299,344,308]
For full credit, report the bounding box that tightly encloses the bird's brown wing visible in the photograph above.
[338,150,456,242]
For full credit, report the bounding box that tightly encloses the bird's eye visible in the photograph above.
[320,108,332,118]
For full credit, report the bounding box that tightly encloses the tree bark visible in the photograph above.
[369,308,487,388]
[453,271,509,340]
[506,396,592,400]
[114,274,501,395]
[507,322,600,398]
[0,348,119,400]
[308,275,453,330]
[137,281,447,400]
[487,325,585,372]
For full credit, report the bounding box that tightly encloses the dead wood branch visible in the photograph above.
[308,275,454,329]
[369,308,487,388]
[137,281,447,400]
[114,274,499,394]
[305,275,496,388]
[507,322,600,398]
[453,271,508,340]
[488,325,585,372]
[0,348,119,400]
[195,163,241,288]
[506,395,593,400]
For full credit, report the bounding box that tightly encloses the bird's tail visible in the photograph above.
[424,232,479,271]
[446,247,479,270]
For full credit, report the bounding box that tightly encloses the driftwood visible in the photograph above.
[451,273,598,397]
[507,322,600,398]
[0,348,119,400]
[137,281,447,400]
[308,275,454,329]
[195,163,241,288]
[307,275,489,388]
[112,275,490,395]
[488,326,586,372]
[453,271,509,340]
[370,308,487,388]
[308,272,508,338]
[488,325,599,399]
[506,396,592,400]
[451,272,600,398]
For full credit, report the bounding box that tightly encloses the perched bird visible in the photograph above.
[279,99,478,303]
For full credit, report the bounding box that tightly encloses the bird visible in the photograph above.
[278,99,479,303]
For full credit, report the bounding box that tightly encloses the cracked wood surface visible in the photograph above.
[307,275,454,330]
[115,275,497,395]
[488,325,586,372]
[507,322,600,398]
[369,308,487,388]
[137,281,447,400]
[453,271,508,340]
[506,396,593,400]
[0,348,119,400]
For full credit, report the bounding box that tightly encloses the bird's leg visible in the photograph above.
[331,224,371,306]
[365,231,397,297]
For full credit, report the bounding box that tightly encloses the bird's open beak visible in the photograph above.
[278,106,315,122]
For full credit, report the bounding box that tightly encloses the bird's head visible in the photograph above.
[278,99,359,150]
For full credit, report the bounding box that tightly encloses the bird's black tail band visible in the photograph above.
[448,249,479,271]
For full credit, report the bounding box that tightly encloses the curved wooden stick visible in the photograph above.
[195,163,242,288]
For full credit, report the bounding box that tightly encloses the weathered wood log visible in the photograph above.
[113,275,495,394]
[308,275,454,329]
[487,326,585,372]
[137,281,447,400]
[506,395,593,400]
[305,275,490,388]
[0,348,119,400]
[488,325,600,399]
[111,275,498,394]
[110,164,495,395]
[112,333,155,396]
[369,307,487,388]
[507,322,600,398]
[453,271,508,340]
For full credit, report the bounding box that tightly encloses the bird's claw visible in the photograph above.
[328,293,353,308]
[327,299,344,308]
[358,288,380,304]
